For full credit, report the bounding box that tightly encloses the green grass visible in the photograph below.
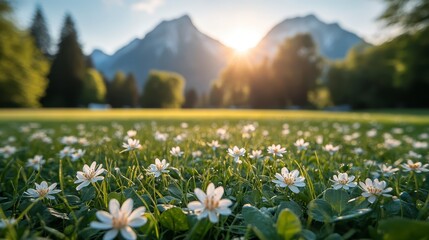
[0,110,428,239]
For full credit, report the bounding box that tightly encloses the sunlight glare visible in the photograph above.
[224,28,260,53]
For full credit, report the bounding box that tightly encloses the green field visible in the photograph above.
[0,110,428,239]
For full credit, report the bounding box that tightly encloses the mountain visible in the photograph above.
[91,14,366,94]
[256,14,365,60]
[91,49,110,69]
[91,15,232,93]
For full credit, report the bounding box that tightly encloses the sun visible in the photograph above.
[224,28,260,53]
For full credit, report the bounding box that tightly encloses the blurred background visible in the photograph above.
[1,0,428,109]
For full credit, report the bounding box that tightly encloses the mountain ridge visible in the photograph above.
[91,14,365,93]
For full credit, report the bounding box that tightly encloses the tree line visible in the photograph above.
[1,0,428,109]
[0,2,186,108]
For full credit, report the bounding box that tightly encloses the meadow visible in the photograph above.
[0,109,428,240]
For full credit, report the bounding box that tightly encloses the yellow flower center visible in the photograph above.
[204,196,219,211]
[338,179,349,185]
[367,186,382,195]
[112,214,128,229]
[156,163,164,171]
[37,188,49,197]
[408,163,420,169]
[83,171,96,180]
[283,176,295,185]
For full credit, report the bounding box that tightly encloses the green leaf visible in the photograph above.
[301,229,316,240]
[276,209,302,240]
[159,207,189,232]
[275,201,303,220]
[108,192,124,203]
[80,186,95,202]
[332,208,372,222]
[242,205,279,240]
[325,233,343,240]
[307,199,334,222]
[378,217,429,240]
[324,189,349,214]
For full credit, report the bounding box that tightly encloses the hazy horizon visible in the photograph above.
[13,0,395,55]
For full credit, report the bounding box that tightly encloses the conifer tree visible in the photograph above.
[42,14,86,107]
[29,5,51,57]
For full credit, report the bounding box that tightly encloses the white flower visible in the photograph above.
[375,164,400,177]
[384,138,401,149]
[154,131,168,142]
[90,198,147,240]
[294,139,309,152]
[367,129,377,137]
[413,141,428,149]
[187,183,232,223]
[359,178,392,203]
[71,149,86,161]
[323,144,340,155]
[207,140,221,150]
[60,136,78,145]
[192,150,202,159]
[25,181,61,199]
[59,146,75,158]
[121,138,142,152]
[78,138,90,146]
[170,146,184,157]
[0,145,17,158]
[331,172,357,190]
[316,135,323,145]
[249,150,263,160]
[353,147,364,155]
[272,167,306,193]
[147,158,169,178]
[267,144,286,157]
[26,155,46,171]
[74,162,105,190]
[227,146,246,164]
[127,130,137,138]
[216,128,229,140]
[401,160,429,173]
[407,151,422,159]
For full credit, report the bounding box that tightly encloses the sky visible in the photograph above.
[13,0,393,55]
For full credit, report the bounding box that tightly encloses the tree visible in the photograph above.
[141,71,185,108]
[80,68,106,105]
[210,55,253,107]
[379,0,429,30]
[271,34,322,107]
[123,73,139,107]
[248,59,279,108]
[42,14,86,107]
[183,88,198,108]
[0,1,48,107]
[106,72,139,108]
[29,5,51,57]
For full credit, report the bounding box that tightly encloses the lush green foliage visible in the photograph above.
[80,68,107,105]
[327,27,429,108]
[141,71,185,108]
[0,111,428,239]
[0,2,48,108]
[379,0,429,30]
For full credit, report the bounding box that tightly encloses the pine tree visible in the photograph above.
[42,14,86,107]
[29,5,51,57]
[123,73,139,107]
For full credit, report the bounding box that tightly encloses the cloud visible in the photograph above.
[131,0,164,13]
[102,0,164,13]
